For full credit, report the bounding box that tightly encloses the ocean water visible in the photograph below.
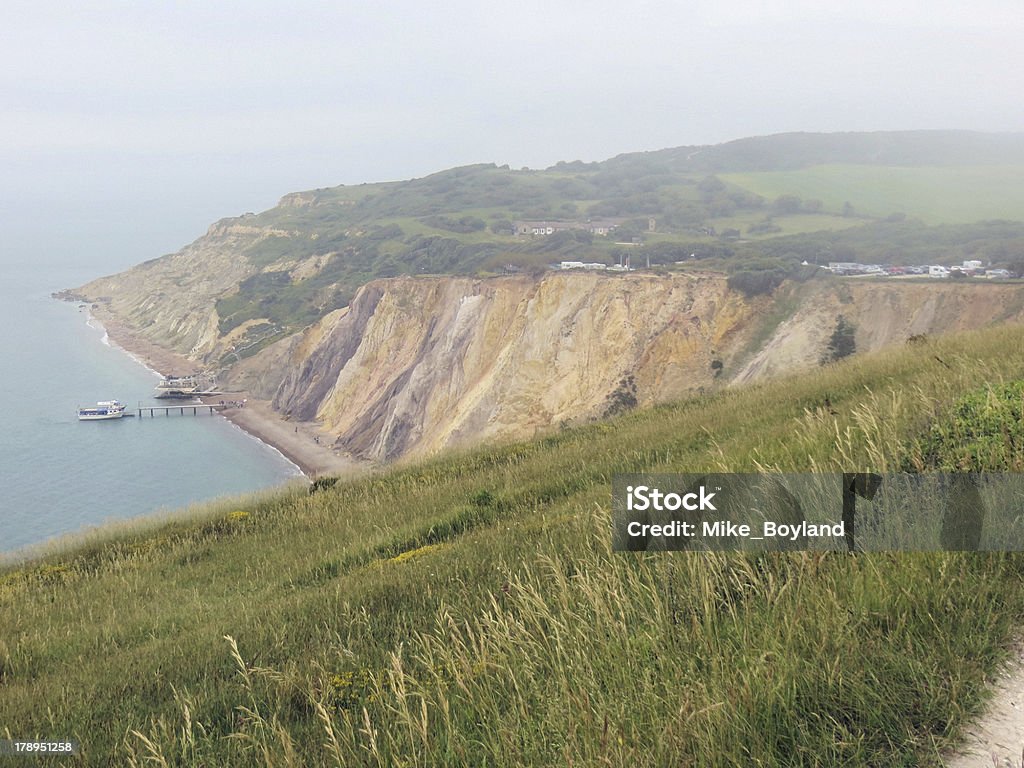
[0,255,301,557]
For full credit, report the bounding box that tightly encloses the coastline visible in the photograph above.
[86,304,363,479]
[212,398,364,479]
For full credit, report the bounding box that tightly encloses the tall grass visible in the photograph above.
[3,323,1024,765]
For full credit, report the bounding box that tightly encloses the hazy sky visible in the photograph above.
[3,0,1023,264]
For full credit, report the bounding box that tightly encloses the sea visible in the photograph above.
[0,226,302,559]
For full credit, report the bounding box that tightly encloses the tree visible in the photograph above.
[604,375,638,417]
[697,175,726,198]
[772,194,803,215]
[821,315,856,364]
[747,218,781,235]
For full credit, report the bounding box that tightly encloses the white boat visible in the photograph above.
[78,400,127,421]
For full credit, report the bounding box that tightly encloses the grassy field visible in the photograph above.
[4,324,1024,765]
[722,164,1024,224]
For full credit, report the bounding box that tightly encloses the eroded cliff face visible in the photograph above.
[271,272,759,461]
[733,281,1024,383]
[74,221,267,358]
[73,217,317,361]
[265,273,1024,462]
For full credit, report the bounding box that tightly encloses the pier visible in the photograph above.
[137,403,232,418]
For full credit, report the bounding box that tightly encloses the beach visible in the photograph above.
[214,398,363,479]
[90,304,362,479]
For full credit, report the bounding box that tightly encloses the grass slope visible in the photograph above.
[4,324,1024,765]
[722,164,1024,224]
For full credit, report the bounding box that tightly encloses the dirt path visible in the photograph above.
[945,649,1024,767]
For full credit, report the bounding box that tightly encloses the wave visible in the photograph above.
[85,313,110,346]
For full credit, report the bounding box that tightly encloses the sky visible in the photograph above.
[3,0,1023,267]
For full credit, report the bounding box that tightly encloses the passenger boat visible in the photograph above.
[154,375,200,399]
[78,400,127,421]
[154,374,221,399]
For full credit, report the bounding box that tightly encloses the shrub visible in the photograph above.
[908,380,1024,471]
[727,268,787,296]
[604,375,638,417]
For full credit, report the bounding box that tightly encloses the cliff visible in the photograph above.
[231,272,1023,462]
[733,280,1024,383]
[75,236,1024,464]
[75,219,272,359]
[270,272,757,460]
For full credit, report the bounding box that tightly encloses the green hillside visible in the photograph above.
[653,130,1024,173]
[4,322,1024,765]
[722,164,1024,224]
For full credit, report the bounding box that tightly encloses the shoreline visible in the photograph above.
[211,397,364,479]
[85,304,364,480]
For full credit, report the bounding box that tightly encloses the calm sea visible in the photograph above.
[0,254,301,557]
